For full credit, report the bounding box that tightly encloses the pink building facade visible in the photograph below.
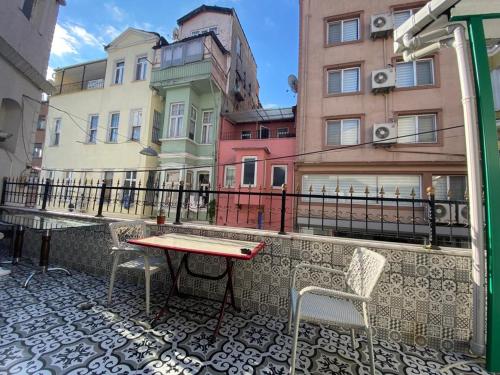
[216,108,296,231]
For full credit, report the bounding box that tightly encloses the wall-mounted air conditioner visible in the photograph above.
[371,68,396,93]
[458,204,468,225]
[434,203,456,224]
[370,13,394,39]
[373,123,396,144]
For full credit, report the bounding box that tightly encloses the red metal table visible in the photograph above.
[128,233,265,335]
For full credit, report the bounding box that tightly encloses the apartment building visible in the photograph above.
[32,101,48,173]
[296,0,468,217]
[216,108,295,230]
[0,0,64,178]
[151,5,260,191]
[43,28,165,198]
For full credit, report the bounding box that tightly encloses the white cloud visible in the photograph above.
[105,3,126,21]
[67,25,101,47]
[102,25,121,41]
[51,24,78,57]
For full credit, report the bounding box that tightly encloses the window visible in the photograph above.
[327,67,360,94]
[21,0,36,19]
[326,119,360,146]
[188,106,197,141]
[433,175,467,201]
[135,56,148,81]
[272,166,287,188]
[394,9,415,29]
[327,17,360,45]
[108,112,120,143]
[152,110,162,144]
[32,143,42,159]
[130,109,142,141]
[103,171,113,201]
[396,59,434,88]
[260,126,269,139]
[236,37,242,58]
[201,110,213,144]
[37,117,46,130]
[123,171,137,206]
[192,26,218,36]
[241,130,252,140]
[397,114,437,143]
[241,157,257,187]
[52,118,61,146]
[87,115,98,143]
[169,103,184,138]
[224,166,235,188]
[277,128,289,138]
[114,61,124,85]
[161,40,204,68]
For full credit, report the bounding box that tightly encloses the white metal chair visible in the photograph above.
[288,247,386,375]
[108,220,167,315]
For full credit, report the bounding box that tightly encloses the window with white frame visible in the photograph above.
[188,106,197,141]
[169,103,184,138]
[108,112,120,143]
[161,40,204,68]
[135,56,148,81]
[393,9,416,29]
[152,110,161,144]
[37,117,46,130]
[130,109,142,141]
[103,171,114,201]
[271,165,287,188]
[397,114,437,143]
[224,166,235,188]
[327,67,360,94]
[241,130,251,140]
[88,115,98,143]
[326,118,360,146]
[192,26,218,36]
[277,128,289,138]
[433,175,467,201]
[327,17,360,45]
[396,59,434,88]
[114,61,124,85]
[201,110,213,144]
[32,143,43,159]
[241,157,257,187]
[123,171,137,205]
[52,118,61,146]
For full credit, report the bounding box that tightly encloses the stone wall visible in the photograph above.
[15,210,472,353]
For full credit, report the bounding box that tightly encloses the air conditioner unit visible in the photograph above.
[371,68,396,93]
[373,123,397,144]
[458,204,468,225]
[370,13,394,39]
[434,203,456,224]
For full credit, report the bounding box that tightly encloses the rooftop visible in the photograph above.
[177,5,233,25]
[225,107,296,124]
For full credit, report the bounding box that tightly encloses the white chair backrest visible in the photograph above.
[346,247,386,298]
[109,220,148,248]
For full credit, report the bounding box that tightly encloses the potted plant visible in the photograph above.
[157,204,166,225]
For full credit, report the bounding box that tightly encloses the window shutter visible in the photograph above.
[396,62,415,87]
[328,71,341,94]
[417,115,436,142]
[342,19,359,42]
[432,176,448,200]
[326,121,341,145]
[397,116,416,143]
[393,10,411,28]
[379,175,420,199]
[416,60,433,85]
[342,68,359,92]
[328,22,342,44]
[338,175,377,198]
[341,119,359,145]
[449,176,467,201]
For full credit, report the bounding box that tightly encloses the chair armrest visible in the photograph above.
[299,285,371,303]
[291,262,345,289]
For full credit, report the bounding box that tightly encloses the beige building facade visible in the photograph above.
[297,0,468,202]
[0,0,64,178]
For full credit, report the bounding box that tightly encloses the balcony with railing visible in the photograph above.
[51,59,107,96]
[150,33,228,92]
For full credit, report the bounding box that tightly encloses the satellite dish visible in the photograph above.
[172,27,180,41]
[288,74,298,93]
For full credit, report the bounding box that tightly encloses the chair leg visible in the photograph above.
[367,327,376,375]
[107,253,120,306]
[290,311,301,375]
[144,257,151,316]
[351,328,356,349]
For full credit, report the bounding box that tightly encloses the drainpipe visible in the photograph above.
[403,25,486,356]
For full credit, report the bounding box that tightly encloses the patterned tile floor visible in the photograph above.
[0,260,489,375]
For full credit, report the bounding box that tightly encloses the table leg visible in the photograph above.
[164,250,179,295]
[151,253,187,326]
[213,258,239,336]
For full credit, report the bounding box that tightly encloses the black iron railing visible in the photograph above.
[0,177,471,248]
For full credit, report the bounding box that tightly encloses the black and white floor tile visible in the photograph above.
[0,260,489,375]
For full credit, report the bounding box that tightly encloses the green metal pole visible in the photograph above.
[467,16,500,373]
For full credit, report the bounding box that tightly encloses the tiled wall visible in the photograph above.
[18,213,473,353]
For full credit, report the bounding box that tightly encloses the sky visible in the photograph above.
[49,0,299,109]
